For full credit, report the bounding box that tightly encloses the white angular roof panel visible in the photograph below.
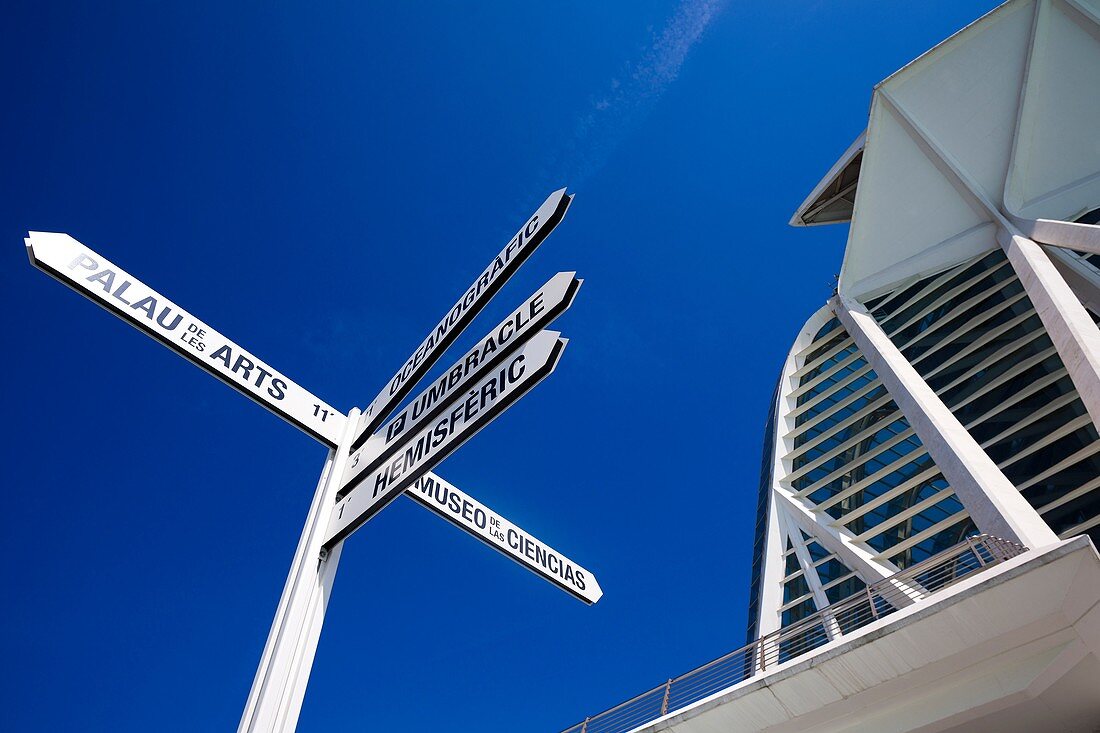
[811,0,1100,299]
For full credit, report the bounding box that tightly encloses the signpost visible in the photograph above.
[351,188,573,448]
[329,331,568,547]
[345,272,581,486]
[407,473,603,604]
[24,189,600,733]
[25,231,346,447]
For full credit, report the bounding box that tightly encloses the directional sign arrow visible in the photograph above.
[347,271,581,483]
[326,331,568,548]
[406,473,603,604]
[351,188,573,449]
[25,232,345,446]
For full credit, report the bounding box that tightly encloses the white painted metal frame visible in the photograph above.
[835,294,1058,548]
[874,50,1100,433]
[777,510,843,640]
[239,407,361,733]
[752,0,1100,668]
[1005,0,1100,255]
[771,307,920,606]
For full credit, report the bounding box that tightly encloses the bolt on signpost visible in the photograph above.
[24,188,601,733]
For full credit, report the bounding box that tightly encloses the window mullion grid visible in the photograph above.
[974,391,1082,451]
[861,273,924,316]
[788,428,920,496]
[778,592,814,613]
[914,303,1035,377]
[994,413,1094,472]
[790,349,865,401]
[1037,475,1100,516]
[850,487,957,542]
[788,364,875,421]
[784,394,895,455]
[826,465,941,525]
[780,568,805,585]
[1015,440,1100,493]
[1058,511,1100,539]
[960,368,1069,430]
[784,380,884,440]
[800,448,930,510]
[883,261,1013,339]
[931,327,1048,397]
[943,347,1059,413]
[781,515,840,639]
[873,253,987,328]
[873,509,971,562]
[893,283,1024,356]
[785,421,910,485]
[819,571,857,593]
[792,335,855,381]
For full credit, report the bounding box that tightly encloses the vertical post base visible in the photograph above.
[238,408,361,733]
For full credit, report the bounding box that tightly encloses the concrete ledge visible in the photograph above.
[631,536,1100,733]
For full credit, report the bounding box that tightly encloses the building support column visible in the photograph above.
[773,488,921,607]
[239,407,361,733]
[998,229,1100,432]
[1008,214,1100,257]
[778,510,841,640]
[755,491,786,640]
[834,295,1058,549]
[879,87,1100,438]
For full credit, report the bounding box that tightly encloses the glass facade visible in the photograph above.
[748,220,1100,642]
[747,244,1100,644]
[749,313,980,640]
[867,248,1100,548]
[785,318,975,580]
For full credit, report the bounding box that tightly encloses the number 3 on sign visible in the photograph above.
[313,404,331,422]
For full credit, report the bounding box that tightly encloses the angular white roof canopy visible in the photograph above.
[792,0,1100,300]
[789,132,864,227]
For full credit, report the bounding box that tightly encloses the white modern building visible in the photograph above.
[564,1,1100,731]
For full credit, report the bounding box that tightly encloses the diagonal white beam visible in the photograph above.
[1007,215,1100,256]
[772,486,896,583]
[996,229,1100,430]
[879,86,1100,436]
[777,507,840,640]
[834,294,1058,549]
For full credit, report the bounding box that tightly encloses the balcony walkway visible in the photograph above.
[563,535,1032,733]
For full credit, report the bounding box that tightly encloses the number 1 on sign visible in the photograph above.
[313,404,332,422]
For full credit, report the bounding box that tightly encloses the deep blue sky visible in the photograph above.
[2,2,1001,731]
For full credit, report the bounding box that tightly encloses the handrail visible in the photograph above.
[561,534,1026,733]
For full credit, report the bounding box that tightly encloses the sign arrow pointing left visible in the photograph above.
[26,232,346,446]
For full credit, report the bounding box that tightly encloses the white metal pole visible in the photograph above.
[239,407,361,733]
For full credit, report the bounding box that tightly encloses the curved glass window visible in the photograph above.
[868,248,1100,542]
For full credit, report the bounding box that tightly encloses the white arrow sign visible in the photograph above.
[327,331,568,547]
[352,189,573,449]
[406,473,603,604]
[347,272,581,483]
[25,232,346,447]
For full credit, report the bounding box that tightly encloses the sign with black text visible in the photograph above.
[25,232,346,446]
[327,331,568,547]
[352,189,573,448]
[406,473,603,604]
[346,272,581,482]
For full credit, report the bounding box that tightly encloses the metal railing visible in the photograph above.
[562,534,1026,733]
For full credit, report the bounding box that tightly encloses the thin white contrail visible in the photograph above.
[539,0,728,189]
